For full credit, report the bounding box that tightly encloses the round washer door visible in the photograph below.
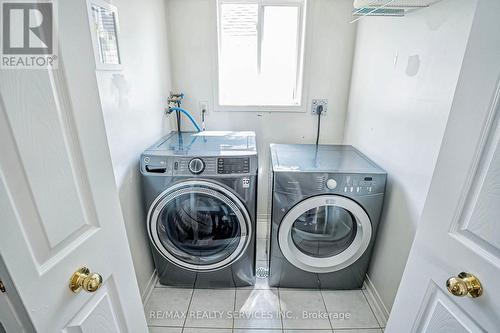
[278,195,372,273]
[147,180,251,272]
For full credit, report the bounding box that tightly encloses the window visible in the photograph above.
[87,0,122,71]
[91,4,121,65]
[217,0,306,109]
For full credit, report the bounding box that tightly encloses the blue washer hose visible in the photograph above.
[169,107,201,132]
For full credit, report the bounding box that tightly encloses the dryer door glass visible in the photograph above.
[278,195,372,273]
[149,181,251,271]
[291,206,357,258]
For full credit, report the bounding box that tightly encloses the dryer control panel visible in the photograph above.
[340,175,379,195]
[274,172,386,196]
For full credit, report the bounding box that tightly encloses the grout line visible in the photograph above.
[319,289,334,331]
[232,287,237,330]
[181,325,233,330]
[181,287,195,330]
[278,287,285,331]
[236,287,275,291]
[232,327,284,333]
[276,288,284,332]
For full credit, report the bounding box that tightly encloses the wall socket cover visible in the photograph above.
[311,99,328,115]
[199,101,209,114]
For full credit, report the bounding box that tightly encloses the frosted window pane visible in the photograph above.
[260,6,299,105]
[218,3,301,106]
[91,5,120,65]
[219,4,259,105]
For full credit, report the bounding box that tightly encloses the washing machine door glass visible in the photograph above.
[279,195,372,273]
[148,180,251,271]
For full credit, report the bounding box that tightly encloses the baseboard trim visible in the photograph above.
[141,269,158,304]
[363,274,390,327]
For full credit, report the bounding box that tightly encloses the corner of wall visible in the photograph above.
[97,0,173,296]
[342,0,477,312]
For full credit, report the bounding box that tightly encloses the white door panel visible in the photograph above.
[0,70,99,272]
[0,0,147,332]
[454,115,500,253]
[0,70,97,249]
[387,0,500,331]
[416,284,483,333]
[64,285,123,333]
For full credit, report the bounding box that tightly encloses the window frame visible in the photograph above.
[214,0,309,112]
[86,0,123,71]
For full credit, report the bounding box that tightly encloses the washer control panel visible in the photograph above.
[142,155,257,176]
[188,158,205,174]
[326,179,337,190]
[217,157,250,174]
[172,158,216,175]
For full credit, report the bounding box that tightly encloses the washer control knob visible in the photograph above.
[188,158,205,174]
[326,179,337,190]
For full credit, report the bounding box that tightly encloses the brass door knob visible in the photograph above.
[69,267,103,293]
[446,272,483,298]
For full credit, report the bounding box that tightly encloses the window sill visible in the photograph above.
[214,104,306,113]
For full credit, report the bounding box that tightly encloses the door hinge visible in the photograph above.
[0,279,5,293]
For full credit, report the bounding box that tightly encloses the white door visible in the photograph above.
[0,0,147,332]
[387,0,500,331]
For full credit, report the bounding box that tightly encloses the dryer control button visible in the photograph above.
[326,179,337,190]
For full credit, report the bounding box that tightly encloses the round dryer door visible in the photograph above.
[148,180,252,272]
[278,195,372,273]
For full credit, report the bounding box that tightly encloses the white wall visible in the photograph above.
[344,0,476,312]
[166,0,357,218]
[96,0,172,295]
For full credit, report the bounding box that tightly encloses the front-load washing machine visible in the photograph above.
[269,144,386,289]
[141,131,258,288]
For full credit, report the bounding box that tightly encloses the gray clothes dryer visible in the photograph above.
[269,144,386,289]
[141,131,258,288]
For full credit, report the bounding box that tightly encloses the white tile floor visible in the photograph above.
[146,271,385,332]
[145,221,384,333]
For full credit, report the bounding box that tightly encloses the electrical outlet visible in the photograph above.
[199,101,209,115]
[311,99,328,115]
